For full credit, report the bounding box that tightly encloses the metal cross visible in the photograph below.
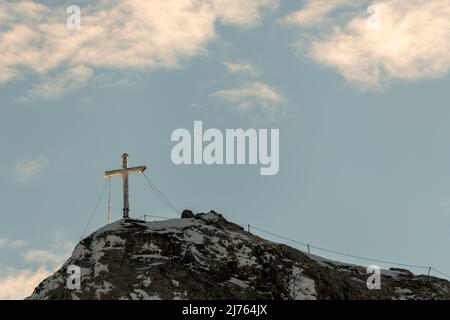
[104,153,146,219]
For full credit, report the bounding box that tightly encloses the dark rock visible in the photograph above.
[181,210,194,218]
[27,211,450,300]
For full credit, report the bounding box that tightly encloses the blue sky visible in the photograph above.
[2,0,450,298]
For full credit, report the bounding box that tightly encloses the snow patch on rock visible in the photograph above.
[288,266,317,300]
[229,277,249,288]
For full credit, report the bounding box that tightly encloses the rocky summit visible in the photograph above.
[28,211,450,300]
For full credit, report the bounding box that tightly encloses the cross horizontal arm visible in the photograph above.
[104,166,147,178]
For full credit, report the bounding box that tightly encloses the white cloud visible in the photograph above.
[211,82,285,114]
[0,231,74,299]
[21,232,73,268]
[0,66,20,83]
[25,65,93,100]
[21,231,73,267]
[0,238,27,249]
[9,240,27,249]
[0,267,53,300]
[284,0,450,88]
[222,61,257,76]
[212,0,278,26]
[0,0,278,98]
[282,0,358,27]
[13,155,48,183]
[22,249,67,266]
[48,230,75,254]
[214,60,287,119]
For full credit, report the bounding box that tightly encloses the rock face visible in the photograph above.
[28,211,450,300]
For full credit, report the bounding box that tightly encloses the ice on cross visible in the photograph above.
[104,153,146,219]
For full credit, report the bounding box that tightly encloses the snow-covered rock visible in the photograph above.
[28,211,450,300]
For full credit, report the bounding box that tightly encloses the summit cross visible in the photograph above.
[104,153,146,219]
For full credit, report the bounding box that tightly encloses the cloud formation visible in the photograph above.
[211,82,285,113]
[0,267,53,300]
[25,65,93,100]
[22,249,67,266]
[0,231,73,299]
[212,0,278,26]
[284,0,450,88]
[283,0,358,27]
[13,155,49,183]
[9,240,27,249]
[222,61,257,77]
[0,0,278,98]
[0,238,27,249]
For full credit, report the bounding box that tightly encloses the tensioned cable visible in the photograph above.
[141,172,180,216]
[250,225,429,270]
[250,225,308,247]
[107,177,111,224]
[430,267,450,279]
[225,221,436,272]
[79,179,109,241]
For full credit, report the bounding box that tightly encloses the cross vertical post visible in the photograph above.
[104,153,147,220]
[122,153,130,218]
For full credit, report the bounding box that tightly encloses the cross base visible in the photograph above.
[123,208,130,219]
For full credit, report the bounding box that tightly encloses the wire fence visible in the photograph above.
[245,224,450,279]
[135,215,450,280]
[81,173,450,281]
[136,214,178,221]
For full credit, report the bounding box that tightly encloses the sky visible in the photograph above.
[2,0,450,299]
